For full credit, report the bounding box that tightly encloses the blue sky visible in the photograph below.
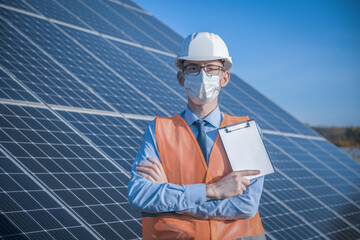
[134,0,360,127]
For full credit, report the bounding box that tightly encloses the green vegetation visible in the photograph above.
[311,126,360,148]
[311,126,360,162]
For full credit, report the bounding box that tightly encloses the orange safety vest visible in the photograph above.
[142,113,265,240]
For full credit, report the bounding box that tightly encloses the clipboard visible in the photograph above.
[218,119,275,179]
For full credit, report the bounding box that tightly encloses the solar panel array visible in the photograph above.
[0,0,359,239]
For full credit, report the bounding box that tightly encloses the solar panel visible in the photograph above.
[0,149,99,240]
[0,68,38,102]
[0,103,143,239]
[0,0,359,239]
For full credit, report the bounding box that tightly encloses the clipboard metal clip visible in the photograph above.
[225,122,249,133]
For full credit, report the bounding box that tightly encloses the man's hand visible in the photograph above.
[136,157,168,184]
[206,170,260,200]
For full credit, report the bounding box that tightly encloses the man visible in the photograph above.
[128,32,265,239]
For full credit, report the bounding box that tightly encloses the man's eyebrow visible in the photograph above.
[184,63,222,66]
[183,63,198,67]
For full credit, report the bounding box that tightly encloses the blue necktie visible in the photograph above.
[195,120,208,165]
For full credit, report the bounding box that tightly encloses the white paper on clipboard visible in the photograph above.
[218,119,275,179]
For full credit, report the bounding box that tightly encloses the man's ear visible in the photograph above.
[220,71,230,87]
[177,71,185,87]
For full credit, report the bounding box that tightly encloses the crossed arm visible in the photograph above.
[137,157,260,200]
[136,157,263,220]
[127,121,264,220]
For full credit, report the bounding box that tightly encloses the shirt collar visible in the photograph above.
[184,105,222,128]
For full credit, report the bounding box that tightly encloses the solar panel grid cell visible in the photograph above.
[230,75,320,137]
[219,81,274,130]
[127,118,151,132]
[0,0,34,12]
[263,136,360,238]
[0,152,98,240]
[225,80,300,134]
[82,0,171,52]
[111,0,143,9]
[101,0,179,53]
[268,135,360,204]
[3,9,164,116]
[55,0,132,43]
[127,7,184,46]
[259,193,326,240]
[0,104,142,239]
[152,52,178,71]
[58,26,182,116]
[25,0,89,29]
[291,138,359,192]
[312,140,360,179]
[0,14,111,111]
[111,40,187,104]
[0,68,38,102]
[229,78,304,135]
[58,110,144,172]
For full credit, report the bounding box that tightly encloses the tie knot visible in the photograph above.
[195,120,206,129]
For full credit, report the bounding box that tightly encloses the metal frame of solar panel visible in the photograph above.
[0,0,359,239]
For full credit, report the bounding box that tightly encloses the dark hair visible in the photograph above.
[218,59,225,67]
[178,60,185,69]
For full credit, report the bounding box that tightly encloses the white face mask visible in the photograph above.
[184,70,220,105]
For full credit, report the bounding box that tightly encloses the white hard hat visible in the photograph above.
[175,32,232,71]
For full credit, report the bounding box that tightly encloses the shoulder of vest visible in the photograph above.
[155,115,184,125]
[156,114,180,121]
[223,112,249,121]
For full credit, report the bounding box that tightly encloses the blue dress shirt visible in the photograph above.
[127,106,265,220]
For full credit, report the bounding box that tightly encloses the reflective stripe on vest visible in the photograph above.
[142,113,265,240]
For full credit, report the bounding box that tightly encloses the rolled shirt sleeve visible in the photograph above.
[178,176,264,220]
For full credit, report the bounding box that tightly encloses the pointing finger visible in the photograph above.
[237,170,260,176]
